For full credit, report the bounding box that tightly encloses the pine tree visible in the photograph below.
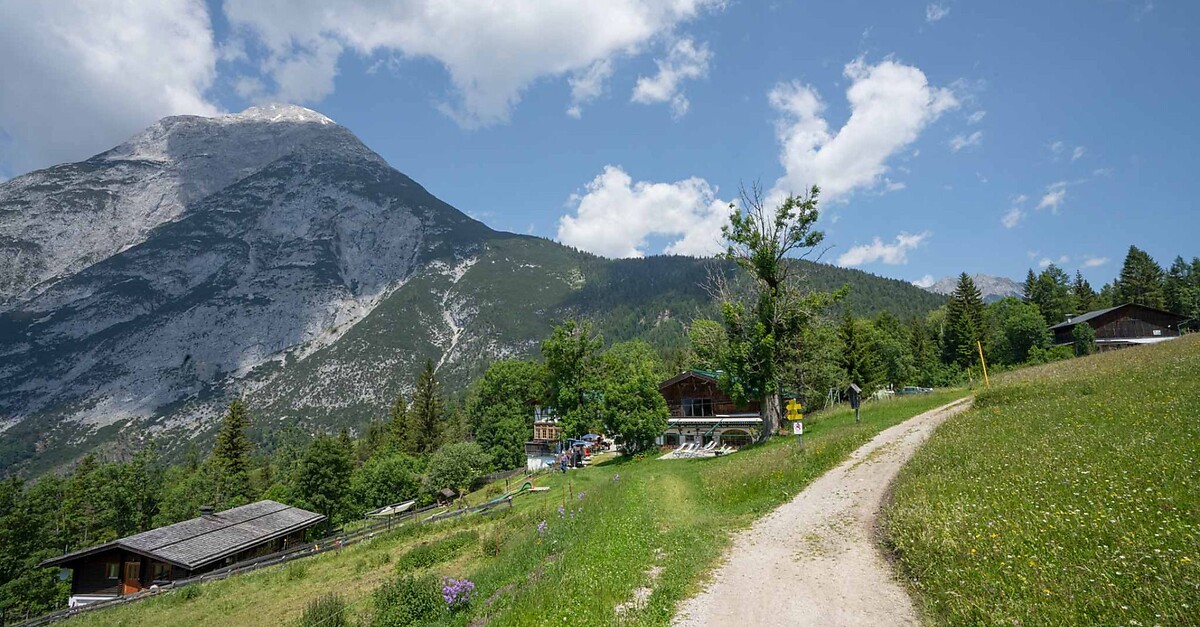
[406,361,445,455]
[1115,245,1165,308]
[386,394,408,451]
[1022,269,1037,301]
[1164,256,1191,315]
[210,399,254,507]
[839,312,881,392]
[943,273,986,368]
[1072,270,1098,313]
[1029,264,1073,325]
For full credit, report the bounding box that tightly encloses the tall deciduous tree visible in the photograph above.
[471,359,547,470]
[687,318,728,371]
[542,320,604,438]
[985,297,1051,365]
[943,273,986,368]
[1115,245,1165,308]
[406,361,445,455]
[1073,322,1097,356]
[597,342,669,453]
[210,400,254,507]
[293,434,355,525]
[716,185,839,441]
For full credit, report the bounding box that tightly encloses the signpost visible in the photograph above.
[848,383,862,424]
[786,399,803,448]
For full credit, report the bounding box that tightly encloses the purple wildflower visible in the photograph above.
[577,491,586,500]
[537,519,548,536]
[557,504,565,518]
[441,577,475,609]
[613,473,620,481]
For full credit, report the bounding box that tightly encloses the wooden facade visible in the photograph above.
[658,371,761,418]
[657,371,761,447]
[1050,303,1187,348]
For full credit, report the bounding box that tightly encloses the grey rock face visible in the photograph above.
[0,105,494,470]
[924,273,1024,303]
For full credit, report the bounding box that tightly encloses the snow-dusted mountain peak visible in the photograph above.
[221,103,335,125]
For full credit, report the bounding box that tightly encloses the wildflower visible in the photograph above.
[537,520,548,536]
[557,504,565,518]
[441,577,476,609]
[578,491,587,500]
[613,473,620,481]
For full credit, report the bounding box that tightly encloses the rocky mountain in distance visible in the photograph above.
[923,273,1024,303]
[0,105,946,475]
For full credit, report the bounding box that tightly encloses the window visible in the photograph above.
[682,398,714,417]
[151,562,171,582]
[105,562,119,579]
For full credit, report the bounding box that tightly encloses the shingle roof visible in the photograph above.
[41,500,325,571]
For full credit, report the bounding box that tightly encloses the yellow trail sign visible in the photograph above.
[786,399,803,421]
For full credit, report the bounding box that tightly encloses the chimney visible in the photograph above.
[199,505,215,517]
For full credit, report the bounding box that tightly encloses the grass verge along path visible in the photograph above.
[886,335,1200,626]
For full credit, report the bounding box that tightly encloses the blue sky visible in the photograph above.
[1,1,1196,286]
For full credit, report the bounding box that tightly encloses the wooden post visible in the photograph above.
[977,340,990,388]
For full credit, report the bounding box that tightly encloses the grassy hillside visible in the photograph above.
[73,392,967,626]
[886,335,1200,626]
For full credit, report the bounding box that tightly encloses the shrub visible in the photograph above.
[297,593,347,627]
[372,573,444,626]
[423,442,490,494]
[395,531,478,571]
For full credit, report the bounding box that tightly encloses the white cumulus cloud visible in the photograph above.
[0,0,220,175]
[949,130,983,152]
[1072,145,1086,161]
[966,110,986,124]
[1082,256,1109,268]
[556,165,733,258]
[768,57,957,202]
[631,37,712,118]
[913,274,936,288]
[837,231,930,267]
[223,0,722,128]
[1038,255,1070,268]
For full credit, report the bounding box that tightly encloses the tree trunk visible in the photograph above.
[758,392,782,442]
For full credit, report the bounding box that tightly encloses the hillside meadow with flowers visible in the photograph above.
[67,392,966,626]
[886,333,1200,626]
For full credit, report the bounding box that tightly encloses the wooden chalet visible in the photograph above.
[657,370,760,448]
[1049,303,1188,350]
[41,500,324,608]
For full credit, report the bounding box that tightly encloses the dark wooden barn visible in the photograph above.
[40,500,324,607]
[1049,303,1189,350]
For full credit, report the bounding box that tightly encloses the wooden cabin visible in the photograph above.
[1049,303,1188,351]
[657,370,761,447]
[41,500,324,608]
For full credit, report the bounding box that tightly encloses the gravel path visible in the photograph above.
[673,397,972,627]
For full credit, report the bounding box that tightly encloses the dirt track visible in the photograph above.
[673,397,972,627]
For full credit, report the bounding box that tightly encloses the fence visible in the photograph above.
[14,495,517,627]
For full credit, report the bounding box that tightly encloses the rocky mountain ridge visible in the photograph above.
[923,273,1024,303]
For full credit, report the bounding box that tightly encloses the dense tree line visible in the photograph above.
[0,318,673,619]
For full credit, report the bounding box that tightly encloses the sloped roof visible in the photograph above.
[1048,305,1122,330]
[659,369,720,389]
[41,500,325,571]
[1049,303,1187,330]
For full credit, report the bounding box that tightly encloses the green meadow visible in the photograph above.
[886,334,1200,626]
[74,391,966,626]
